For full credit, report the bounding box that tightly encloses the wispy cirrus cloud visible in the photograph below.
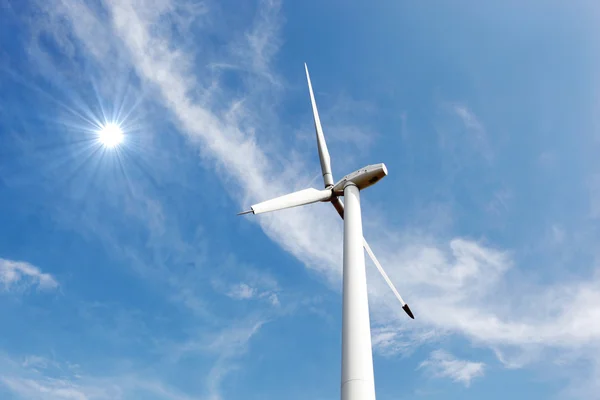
[161,317,268,400]
[453,104,485,140]
[366,232,600,377]
[437,102,493,165]
[225,282,280,305]
[0,353,197,400]
[227,282,256,299]
[418,350,485,387]
[0,258,58,292]
[1,377,100,400]
[371,325,440,357]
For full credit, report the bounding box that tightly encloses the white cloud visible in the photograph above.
[0,258,58,292]
[213,259,281,306]
[418,350,485,387]
[1,377,91,400]
[370,235,600,350]
[226,283,256,299]
[371,325,441,357]
[0,353,198,400]
[207,319,266,356]
[453,104,485,137]
[207,323,266,400]
[371,327,412,357]
[21,356,59,371]
[238,0,282,84]
[438,103,493,163]
[485,188,513,216]
[0,371,198,400]
[165,318,268,400]
[225,282,281,306]
[264,292,280,306]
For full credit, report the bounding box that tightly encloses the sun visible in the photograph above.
[98,123,124,148]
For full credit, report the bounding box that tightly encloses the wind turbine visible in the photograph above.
[238,64,414,400]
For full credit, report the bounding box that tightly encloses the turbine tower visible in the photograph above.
[239,64,414,400]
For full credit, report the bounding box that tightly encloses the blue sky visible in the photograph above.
[1,0,600,399]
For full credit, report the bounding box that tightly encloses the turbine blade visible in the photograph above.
[305,63,334,188]
[363,238,414,319]
[331,195,415,319]
[331,196,345,219]
[242,188,332,215]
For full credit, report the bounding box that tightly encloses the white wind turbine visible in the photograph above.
[239,64,414,400]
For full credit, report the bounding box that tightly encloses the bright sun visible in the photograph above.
[98,123,124,148]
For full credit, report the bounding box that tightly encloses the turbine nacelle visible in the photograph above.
[239,164,387,216]
[331,163,388,195]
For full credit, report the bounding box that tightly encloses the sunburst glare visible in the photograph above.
[98,123,124,148]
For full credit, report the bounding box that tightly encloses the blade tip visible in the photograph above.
[237,209,254,216]
[402,304,415,319]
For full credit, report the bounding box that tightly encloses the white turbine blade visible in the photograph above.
[332,194,414,319]
[363,238,415,319]
[305,63,334,188]
[239,188,332,215]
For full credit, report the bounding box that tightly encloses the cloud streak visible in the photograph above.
[419,350,485,387]
[0,354,197,400]
[0,258,58,292]
[1,377,97,400]
[225,282,280,305]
